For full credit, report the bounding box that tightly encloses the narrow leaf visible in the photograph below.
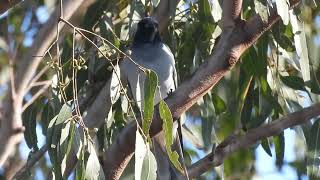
[290,10,310,82]
[274,132,285,168]
[276,0,289,25]
[135,130,148,180]
[280,75,306,91]
[159,100,183,172]
[261,138,272,157]
[143,70,158,137]
[141,149,157,180]
[211,93,226,115]
[110,64,121,104]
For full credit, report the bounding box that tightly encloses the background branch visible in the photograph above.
[187,103,320,178]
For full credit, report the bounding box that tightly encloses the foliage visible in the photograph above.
[0,0,320,179]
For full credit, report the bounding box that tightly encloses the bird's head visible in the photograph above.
[133,17,161,45]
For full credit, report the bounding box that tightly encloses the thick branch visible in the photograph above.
[222,0,243,28]
[103,0,301,179]
[154,0,180,33]
[187,103,320,178]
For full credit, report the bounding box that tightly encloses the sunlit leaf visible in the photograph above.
[141,149,157,180]
[143,70,158,138]
[254,0,269,23]
[276,0,289,25]
[110,64,121,104]
[290,10,310,83]
[159,100,183,173]
[210,0,222,22]
[85,142,105,180]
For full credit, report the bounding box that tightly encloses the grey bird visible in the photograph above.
[121,17,184,179]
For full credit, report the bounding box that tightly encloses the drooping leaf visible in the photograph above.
[143,70,158,138]
[290,11,310,83]
[47,103,72,179]
[76,146,85,180]
[159,100,183,173]
[274,132,285,168]
[135,129,148,180]
[85,142,105,180]
[261,138,272,157]
[211,93,226,115]
[276,0,289,25]
[280,75,306,91]
[110,64,121,104]
[210,0,222,22]
[306,119,320,178]
[22,105,38,150]
[141,149,157,180]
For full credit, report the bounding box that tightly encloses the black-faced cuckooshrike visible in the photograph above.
[121,17,183,179]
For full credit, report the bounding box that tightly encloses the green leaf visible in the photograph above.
[274,132,285,168]
[47,103,72,178]
[306,119,320,177]
[22,106,38,150]
[55,103,72,125]
[159,100,183,173]
[280,75,306,91]
[76,147,85,180]
[211,93,226,115]
[272,23,295,52]
[261,138,272,157]
[41,102,56,135]
[143,70,158,138]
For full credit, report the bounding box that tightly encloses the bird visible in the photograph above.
[120,17,185,179]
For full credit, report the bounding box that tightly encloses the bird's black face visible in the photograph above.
[133,17,161,45]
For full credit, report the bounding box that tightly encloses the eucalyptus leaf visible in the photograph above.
[159,100,183,173]
[110,64,121,104]
[143,70,158,138]
[276,0,289,25]
[135,130,148,180]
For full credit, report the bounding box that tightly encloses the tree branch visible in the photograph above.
[154,0,180,33]
[187,103,320,178]
[13,144,49,180]
[102,0,302,179]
